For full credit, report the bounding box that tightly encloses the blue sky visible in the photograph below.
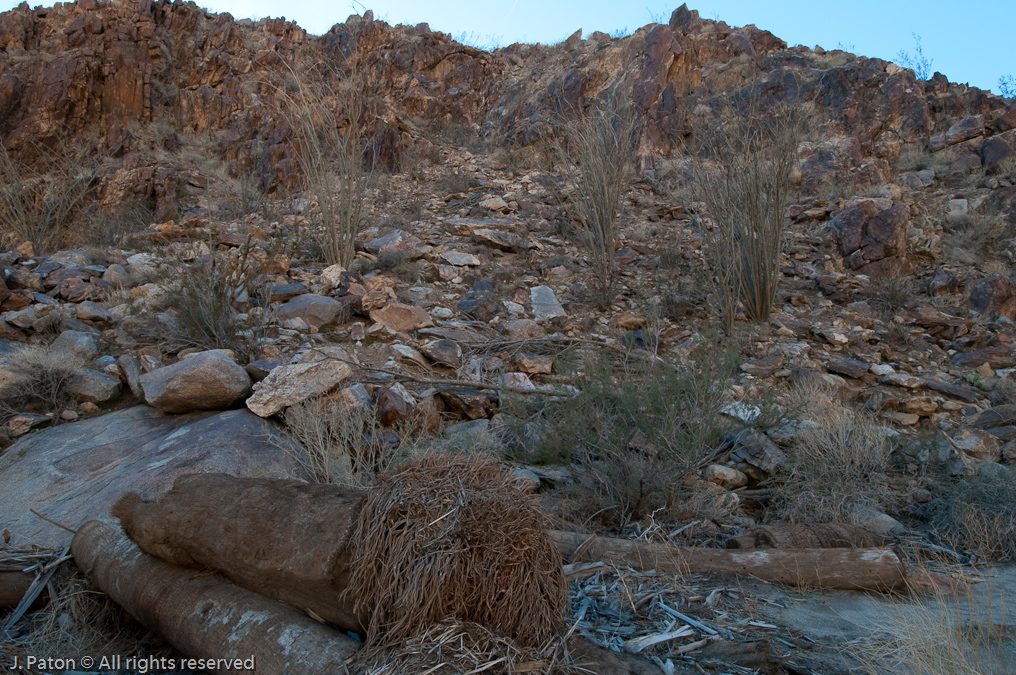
[3,1,1013,94]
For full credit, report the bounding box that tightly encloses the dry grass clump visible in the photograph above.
[76,200,153,250]
[0,142,94,254]
[687,86,807,330]
[555,87,641,304]
[345,455,568,648]
[0,344,85,416]
[769,405,897,524]
[856,578,1015,675]
[866,272,914,316]
[360,619,572,675]
[942,213,1012,268]
[282,397,413,487]
[933,472,1016,562]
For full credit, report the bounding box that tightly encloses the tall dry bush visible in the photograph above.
[0,141,94,254]
[282,397,414,487]
[688,87,806,329]
[275,61,370,267]
[556,88,641,303]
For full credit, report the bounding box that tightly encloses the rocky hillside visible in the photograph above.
[3,2,1016,673]
[1,1,1014,204]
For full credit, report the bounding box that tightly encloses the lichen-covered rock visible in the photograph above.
[246,361,354,417]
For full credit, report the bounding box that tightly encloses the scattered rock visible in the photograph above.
[368,302,434,333]
[66,368,122,404]
[967,276,1016,321]
[850,505,905,536]
[439,250,481,266]
[420,339,462,367]
[48,329,98,361]
[950,427,1002,462]
[703,464,749,489]
[76,300,114,323]
[827,359,870,379]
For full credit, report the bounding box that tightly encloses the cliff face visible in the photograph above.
[0,1,1013,208]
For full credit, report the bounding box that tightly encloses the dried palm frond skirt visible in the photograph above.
[346,455,568,649]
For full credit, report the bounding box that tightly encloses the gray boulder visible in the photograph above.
[66,368,122,403]
[275,294,344,330]
[0,406,299,547]
[49,329,98,361]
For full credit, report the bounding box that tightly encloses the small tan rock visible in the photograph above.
[368,303,434,333]
[703,464,749,489]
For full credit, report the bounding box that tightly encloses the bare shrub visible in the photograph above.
[281,398,412,487]
[942,213,1012,268]
[894,33,934,81]
[0,344,85,415]
[555,87,641,303]
[77,200,153,250]
[164,239,268,364]
[275,61,369,267]
[866,272,914,316]
[514,341,737,527]
[687,88,807,329]
[0,141,94,253]
[769,406,897,523]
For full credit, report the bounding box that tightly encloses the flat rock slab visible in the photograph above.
[0,406,297,548]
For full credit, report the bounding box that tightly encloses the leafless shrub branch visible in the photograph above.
[0,141,94,254]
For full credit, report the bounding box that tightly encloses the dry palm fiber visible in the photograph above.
[359,619,569,675]
[346,455,567,648]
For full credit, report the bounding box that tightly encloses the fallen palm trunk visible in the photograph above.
[0,571,38,608]
[117,472,910,608]
[113,475,366,631]
[71,519,360,675]
[115,459,567,647]
[551,531,908,591]
[724,523,884,549]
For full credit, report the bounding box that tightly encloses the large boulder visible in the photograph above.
[140,350,252,414]
[0,406,298,547]
[830,201,909,277]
